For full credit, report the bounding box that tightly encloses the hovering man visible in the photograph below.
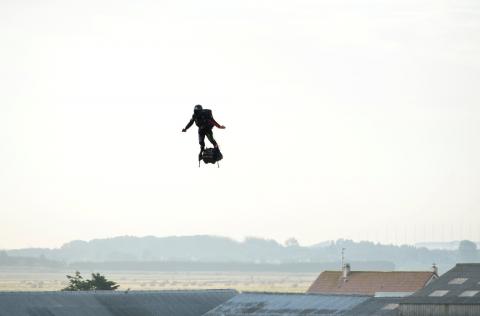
[182,105,226,160]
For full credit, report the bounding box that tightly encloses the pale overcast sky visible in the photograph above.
[1,0,479,249]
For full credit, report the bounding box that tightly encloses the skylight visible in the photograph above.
[429,290,449,297]
[382,303,399,310]
[459,291,479,297]
[449,278,468,285]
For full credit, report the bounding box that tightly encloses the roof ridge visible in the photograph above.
[456,263,480,266]
[0,289,238,295]
[240,291,371,297]
[322,270,434,273]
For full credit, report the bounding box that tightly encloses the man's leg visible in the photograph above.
[205,129,222,160]
[198,129,206,160]
[205,129,218,148]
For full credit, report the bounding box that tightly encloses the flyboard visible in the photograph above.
[199,147,223,168]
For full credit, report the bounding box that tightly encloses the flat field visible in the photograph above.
[0,269,317,293]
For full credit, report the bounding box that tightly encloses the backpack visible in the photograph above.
[194,109,214,128]
[201,147,223,164]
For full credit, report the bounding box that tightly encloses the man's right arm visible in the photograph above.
[182,117,194,132]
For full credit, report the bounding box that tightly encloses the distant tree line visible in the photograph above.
[2,237,479,273]
[0,250,65,268]
[69,260,395,272]
[458,240,478,262]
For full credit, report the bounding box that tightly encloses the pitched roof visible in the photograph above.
[307,270,436,295]
[0,289,237,316]
[345,297,403,316]
[401,263,480,305]
[203,292,370,316]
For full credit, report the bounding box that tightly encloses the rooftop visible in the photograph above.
[401,263,480,305]
[203,292,370,316]
[307,270,437,295]
[345,297,403,316]
[0,289,237,316]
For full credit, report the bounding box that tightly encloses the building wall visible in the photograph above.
[399,304,480,316]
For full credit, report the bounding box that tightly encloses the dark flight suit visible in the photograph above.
[184,109,222,151]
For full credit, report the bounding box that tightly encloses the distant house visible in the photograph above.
[307,263,438,296]
[0,289,237,316]
[399,263,480,316]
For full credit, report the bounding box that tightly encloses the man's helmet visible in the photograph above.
[194,104,203,111]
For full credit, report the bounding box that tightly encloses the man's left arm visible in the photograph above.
[211,117,225,129]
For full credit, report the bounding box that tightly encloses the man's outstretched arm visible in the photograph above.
[211,117,226,129]
[182,117,194,132]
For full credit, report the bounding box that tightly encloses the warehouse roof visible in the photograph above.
[401,263,480,305]
[307,270,436,295]
[344,297,403,316]
[203,292,370,315]
[0,289,237,316]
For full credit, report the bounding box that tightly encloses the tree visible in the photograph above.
[0,251,8,264]
[62,271,92,291]
[284,238,300,247]
[458,240,478,262]
[89,273,120,290]
[62,271,120,291]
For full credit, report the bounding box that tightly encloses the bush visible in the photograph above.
[62,271,120,291]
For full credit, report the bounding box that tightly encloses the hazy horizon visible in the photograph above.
[1,0,479,249]
[2,233,480,251]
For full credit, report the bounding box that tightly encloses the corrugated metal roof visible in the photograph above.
[344,297,403,316]
[401,263,480,305]
[203,292,370,315]
[0,289,237,316]
[307,271,436,295]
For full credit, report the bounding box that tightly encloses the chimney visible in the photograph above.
[432,263,438,275]
[343,263,351,278]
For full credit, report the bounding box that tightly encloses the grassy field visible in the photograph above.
[0,269,318,293]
